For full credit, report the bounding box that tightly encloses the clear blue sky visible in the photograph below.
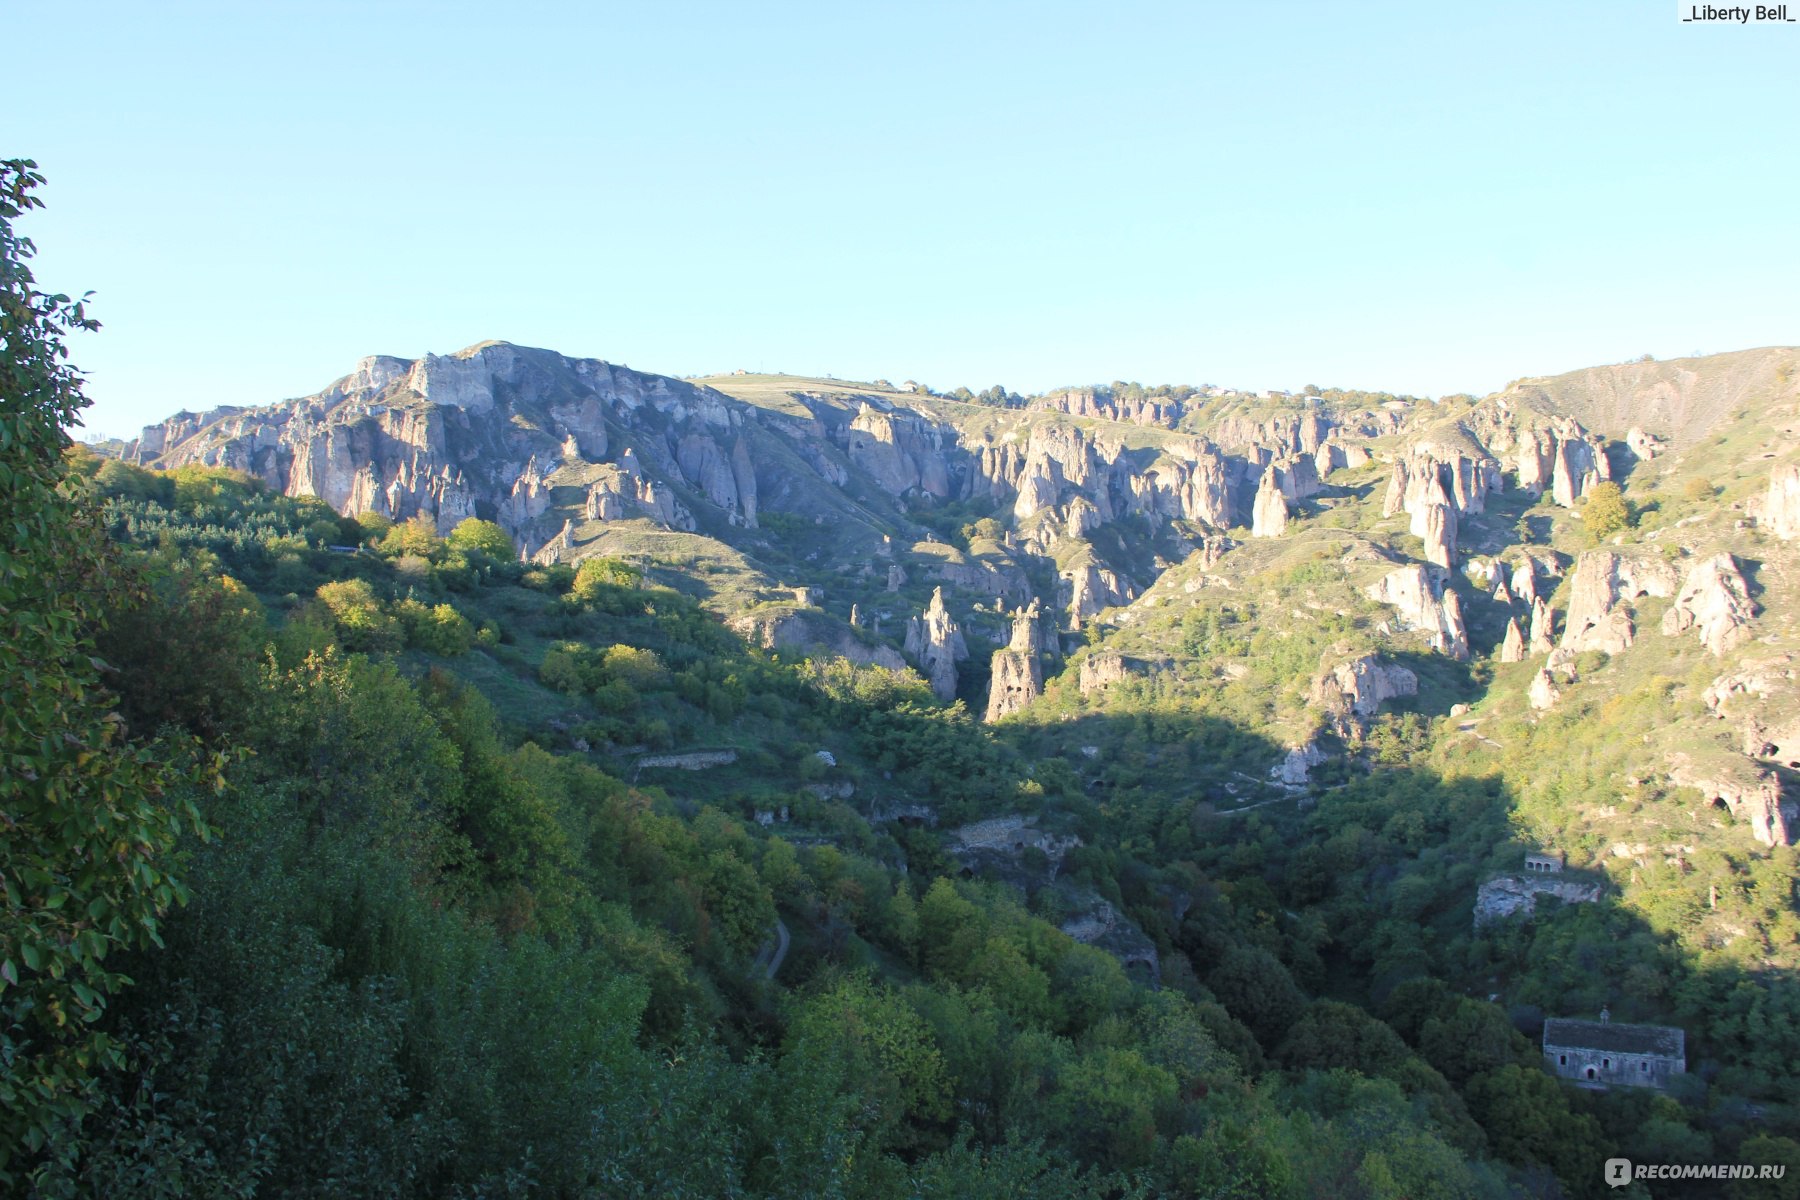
[12,1,1798,437]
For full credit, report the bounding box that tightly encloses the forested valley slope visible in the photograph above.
[7,162,1800,1197]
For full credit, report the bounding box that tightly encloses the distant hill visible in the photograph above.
[1502,345,1800,447]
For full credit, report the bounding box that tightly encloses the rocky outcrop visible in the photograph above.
[584,467,630,520]
[1311,654,1418,736]
[1511,558,1540,607]
[847,404,951,498]
[1271,742,1327,786]
[1626,426,1665,461]
[1528,668,1562,710]
[127,341,779,545]
[1078,652,1134,695]
[675,433,758,527]
[1030,387,1182,428]
[1416,496,1456,569]
[904,587,968,702]
[1661,554,1755,656]
[1765,462,1800,540]
[1551,424,1610,508]
[1500,617,1526,663]
[1669,755,1791,847]
[1474,874,1601,926]
[949,814,1082,883]
[984,601,1045,722]
[1528,598,1556,656]
[1060,564,1135,626]
[1366,565,1469,659]
[1251,469,1288,537]
[730,608,908,672]
[1559,551,1681,656]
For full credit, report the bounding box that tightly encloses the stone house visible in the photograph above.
[1523,851,1565,873]
[1543,1011,1685,1089]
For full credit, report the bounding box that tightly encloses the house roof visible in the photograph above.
[1543,1019,1684,1058]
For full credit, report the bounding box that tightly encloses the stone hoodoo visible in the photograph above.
[904,586,968,702]
[1528,598,1556,656]
[1500,617,1526,663]
[984,600,1045,722]
[1251,468,1288,537]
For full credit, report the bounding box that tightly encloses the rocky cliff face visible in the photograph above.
[131,343,757,545]
[123,344,1795,809]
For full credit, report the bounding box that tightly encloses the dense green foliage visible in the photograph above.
[0,161,221,1186]
[14,173,1800,1198]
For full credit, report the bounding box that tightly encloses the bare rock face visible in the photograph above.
[903,586,967,702]
[729,608,907,673]
[1766,462,1800,540]
[584,467,629,520]
[1626,426,1665,461]
[1528,668,1562,710]
[1311,654,1419,736]
[847,404,951,498]
[1123,444,1232,527]
[1060,564,1135,627]
[1550,424,1610,508]
[1078,652,1133,695]
[1474,874,1600,926]
[985,601,1045,721]
[1366,565,1469,659]
[1271,742,1327,786]
[1273,453,1321,501]
[1417,499,1456,569]
[1500,617,1526,663]
[1511,558,1540,607]
[1661,553,1755,655]
[1251,469,1289,537]
[1560,551,1681,655]
[501,456,553,535]
[1669,755,1791,847]
[1528,597,1556,656]
[127,341,780,547]
[1704,655,1793,715]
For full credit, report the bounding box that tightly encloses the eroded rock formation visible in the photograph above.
[1661,553,1755,656]
[904,586,968,701]
[1366,565,1469,659]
